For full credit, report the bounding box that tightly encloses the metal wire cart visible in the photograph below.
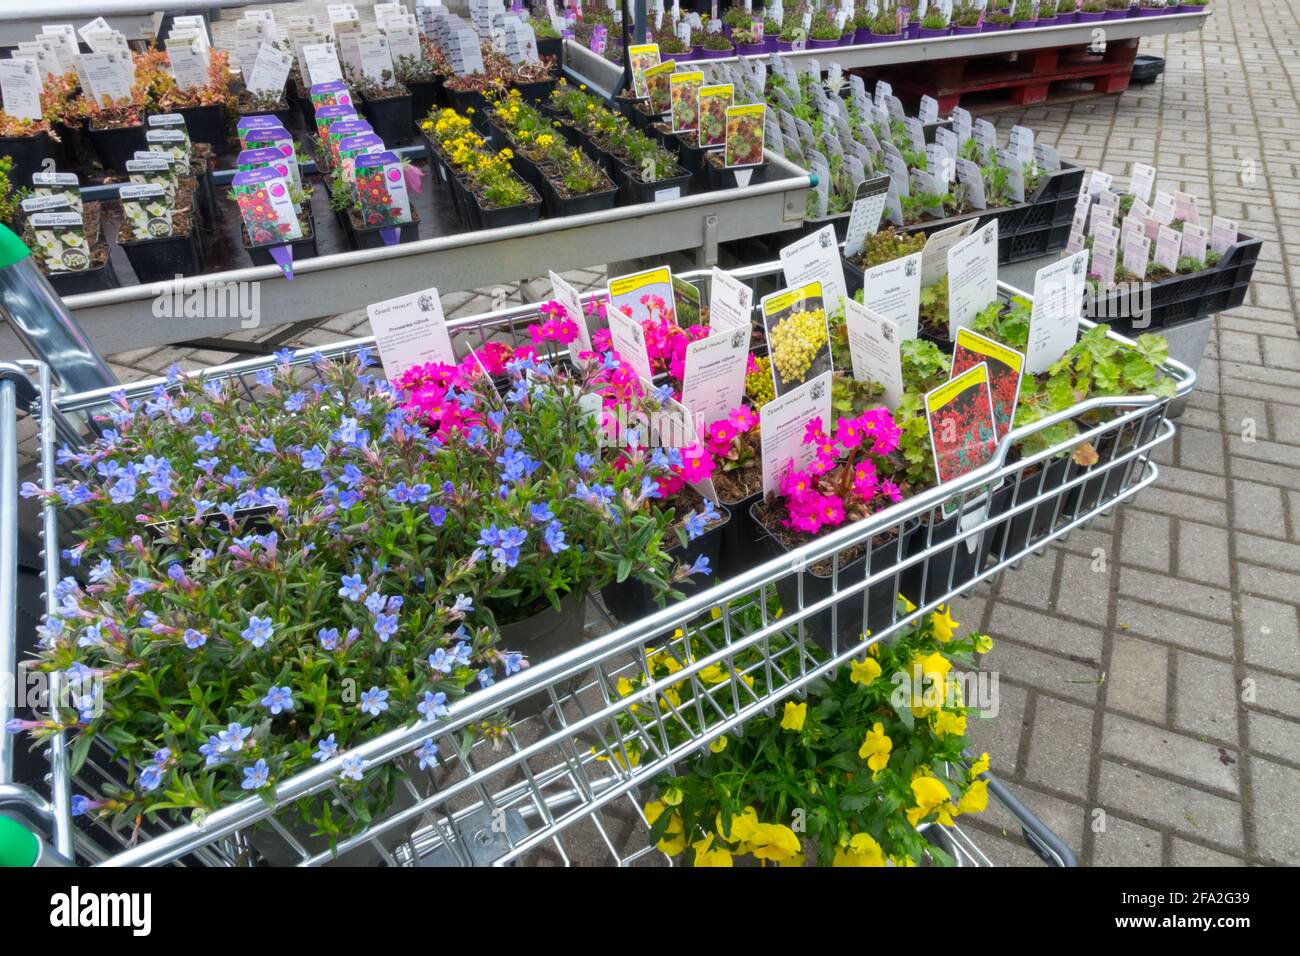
[0,261,1194,867]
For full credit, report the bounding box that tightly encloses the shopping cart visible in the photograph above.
[0,262,1195,866]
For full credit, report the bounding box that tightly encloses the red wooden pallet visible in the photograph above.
[861,38,1140,113]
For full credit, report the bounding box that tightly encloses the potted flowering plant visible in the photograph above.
[951,2,985,32]
[733,26,766,55]
[156,48,237,152]
[869,4,905,40]
[1103,0,1134,16]
[0,112,56,193]
[394,346,709,656]
[395,52,443,122]
[698,30,737,58]
[643,606,994,866]
[982,9,1015,28]
[1010,0,1039,26]
[82,93,149,174]
[236,88,294,130]
[919,10,953,35]
[350,68,414,146]
[751,408,915,649]
[701,405,769,577]
[1078,0,1108,19]
[13,351,521,863]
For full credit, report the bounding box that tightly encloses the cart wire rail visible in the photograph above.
[0,264,1194,867]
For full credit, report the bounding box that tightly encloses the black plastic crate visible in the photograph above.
[1089,231,1263,334]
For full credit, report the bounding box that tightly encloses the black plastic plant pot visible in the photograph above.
[406,78,440,123]
[985,456,1074,560]
[600,506,731,624]
[537,36,563,61]
[539,177,618,218]
[47,256,120,297]
[195,165,218,233]
[1063,412,1164,519]
[752,503,920,652]
[347,209,421,249]
[705,159,769,192]
[475,193,543,230]
[900,486,1013,607]
[296,91,317,129]
[512,77,558,103]
[244,220,319,268]
[87,122,147,174]
[673,133,713,175]
[360,92,414,145]
[617,165,692,205]
[122,229,203,284]
[1088,231,1263,333]
[175,104,229,153]
[716,489,763,578]
[497,590,590,715]
[0,131,52,191]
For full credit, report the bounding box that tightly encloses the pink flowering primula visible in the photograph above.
[775,407,907,535]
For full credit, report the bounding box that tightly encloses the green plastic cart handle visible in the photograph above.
[0,224,32,270]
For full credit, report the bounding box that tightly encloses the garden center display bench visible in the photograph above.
[1,258,1194,867]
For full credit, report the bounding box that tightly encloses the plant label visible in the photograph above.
[670,70,702,133]
[997,148,1025,203]
[1173,190,1201,225]
[606,307,655,383]
[681,323,752,428]
[1033,142,1061,173]
[760,370,833,496]
[246,44,294,95]
[644,60,676,115]
[950,105,972,144]
[1154,225,1182,274]
[118,184,173,242]
[355,150,413,225]
[935,125,959,164]
[925,362,997,485]
[367,287,457,381]
[860,250,922,341]
[973,118,998,158]
[841,176,891,261]
[1150,190,1176,224]
[956,158,987,210]
[1180,222,1208,264]
[1066,194,1090,254]
[29,212,89,274]
[761,282,831,398]
[548,271,593,356]
[918,94,939,124]
[1008,125,1034,164]
[946,220,999,340]
[920,218,976,288]
[1122,231,1150,278]
[843,299,903,411]
[1086,169,1114,199]
[1027,249,1088,375]
[709,266,753,331]
[357,34,397,81]
[1091,241,1117,287]
[165,37,210,91]
[698,84,733,148]
[1210,216,1238,256]
[953,328,1023,442]
[628,43,661,98]
[231,166,302,245]
[1128,161,1156,203]
[780,225,848,315]
[0,58,42,121]
[303,43,344,84]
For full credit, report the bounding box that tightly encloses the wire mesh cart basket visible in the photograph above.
[0,263,1195,867]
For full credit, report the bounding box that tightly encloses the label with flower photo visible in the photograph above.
[146,127,191,168]
[925,362,998,486]
[608,265,677,326]
[29,212,90,273]
[644,59,677,115]
[697,83,732,149]
[310,79,354,109]
[628,42,660,99]
[118,183,174,241]
[354,150,413,226]
[313,103,359,142]
[724,103,765,168]
[126,154,179,203]
[761,281,832,398]
[669,70,704,134]
[336,132,385,181]
[32,171,82,214]
[231,166,303,246]
[242,124,301,190]
[951,328,1024,443]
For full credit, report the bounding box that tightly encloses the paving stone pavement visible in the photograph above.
[10,3,1299,867]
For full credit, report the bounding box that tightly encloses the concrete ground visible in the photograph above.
[9,3,1299,867]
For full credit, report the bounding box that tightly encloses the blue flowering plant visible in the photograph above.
[12,350,517,841]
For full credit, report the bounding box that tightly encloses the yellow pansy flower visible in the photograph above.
[644,799,686,854]
[969,752,990,779]
[692,833,733,867]
[661,786,683,807]
[906,776,954,828]
[659,686,681,710]
[850,657,882,686]
[858,722,893,772]
[931,709,967,739]
[780,701,807,732]
[899,593,917,614]
[957,778,989,815]
[973,633,994,654]
[709,735,728,753]
[932,605,959,642]
[749,823,801,863]
[616,676,634,697]
[699,663,729,684]
[832,832,885,867]
[716,806,759,843]
[919,651,952,681]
